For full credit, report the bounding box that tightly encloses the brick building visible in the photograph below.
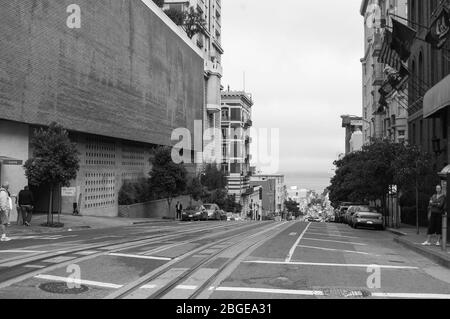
[0,0,204,217]
[407,0,450,172]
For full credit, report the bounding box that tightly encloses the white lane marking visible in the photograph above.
[125,268,188,299]
[35,274,122,289]
[141,284,158,289]
[306,232,361,239]
[24,265,46,269]
[215,286,324,296]
[285,223,311,262]
[43,256,77,263]
[0,250,47,254]
[302,238,367,246]
[297,245,374,256]
[289,233,297,236]
[108,253,172,261]
[243,260,419,269]
[163,268,218,299]
[176,285,198,290]
[372,292,450,299]
[74,251,100,256]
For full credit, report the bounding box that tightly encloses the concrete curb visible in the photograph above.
[393,236,450,269]
[386,228,408,236]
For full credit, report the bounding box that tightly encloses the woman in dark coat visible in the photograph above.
[422,185,446,246]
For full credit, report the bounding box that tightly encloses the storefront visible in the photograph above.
[424,75,450,243]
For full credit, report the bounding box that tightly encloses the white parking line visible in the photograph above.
[372,292,450,299]
[302,238,367,246]
[108,253,172,261]
[0,250,47,254]
[213,286,450,299]
[243,260,419,269]
[297,245,375,256]
[306,232,361,239]
[35,274,122,289]
[285,223,311,262]
[215,286,324,296]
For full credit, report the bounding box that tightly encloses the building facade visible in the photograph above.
[408,0,450,173]
[0,0,204,217]
[164,0,223,165]
[221,90,253,206]
[250,174,286,215]
[250,179,275,219]
[360,0,408,145]
[341,115,364,154]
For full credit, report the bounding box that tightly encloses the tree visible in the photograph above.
[183,7,206,39]
[23,122,80,225]
[149,147,188,219]
[164,7,186,26]
[201,164,227,191]
[285,199,300,217]
[329,140,438,226]
[186,176,204,207]
[152,0,165,8]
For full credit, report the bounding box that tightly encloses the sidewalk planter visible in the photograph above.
[118,195,200,219]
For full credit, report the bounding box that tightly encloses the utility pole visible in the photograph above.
[416,160,419,235]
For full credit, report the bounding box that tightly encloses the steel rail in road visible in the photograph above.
[108,221,291,299]
[0,221,263,290]
[0,222,245,268]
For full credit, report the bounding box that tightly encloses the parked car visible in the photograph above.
[344,206,358,224]
[346,206,376,226]
[351,210,384,230]
[203,204,221,220]
[181,205,208,221]
[337,206,349,223]
[217,210,228,221]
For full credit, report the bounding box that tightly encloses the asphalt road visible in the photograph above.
[0,220,448,299]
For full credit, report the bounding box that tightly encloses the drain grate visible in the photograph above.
[39,282,89,295]
[320,287,372,298]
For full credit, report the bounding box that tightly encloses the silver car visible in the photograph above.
[351,211,384,230]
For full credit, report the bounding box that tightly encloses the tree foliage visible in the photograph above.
[24,122,80,188]
[152,0,165,8]
[164,7,186,26]
[285,199,300,214]
[183,7,206,39]
[149,147,188,218]
[328,140,436,215]
[201,164,227,191]
[23,122,80,224]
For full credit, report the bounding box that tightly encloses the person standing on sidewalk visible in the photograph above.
[0,183,12,241]
[176,201,183,221]
[422,185,446,246]
[18,186,34,227]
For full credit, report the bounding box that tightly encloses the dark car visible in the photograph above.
[337,206,349,223]
[181,205,208,221]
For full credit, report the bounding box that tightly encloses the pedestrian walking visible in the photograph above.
[176,201,183,220]
[18,186,34,227]
[422,185,446,246]
[0,183,12,242]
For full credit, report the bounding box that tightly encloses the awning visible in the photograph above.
[0,156,23,166]
[424,74,450,119]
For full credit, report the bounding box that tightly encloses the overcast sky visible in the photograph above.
[221,0,365,191]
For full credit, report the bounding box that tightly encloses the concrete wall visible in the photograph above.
[0,0,204,151]
[118,195,201,219]
[0,120,29,192]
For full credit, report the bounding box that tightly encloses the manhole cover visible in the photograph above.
[39,282,89,294]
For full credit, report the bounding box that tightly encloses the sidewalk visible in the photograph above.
[6,214,170,236]
[387,224,450,269]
